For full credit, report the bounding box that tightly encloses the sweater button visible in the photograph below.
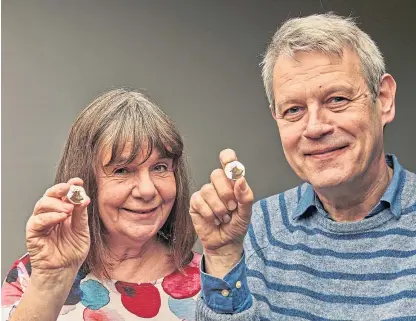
[236,281,242,289]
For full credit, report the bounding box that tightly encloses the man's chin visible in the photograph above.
[304,169,350,189]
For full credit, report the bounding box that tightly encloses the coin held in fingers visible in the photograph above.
[66,185,87,205]
[224,161,245,181]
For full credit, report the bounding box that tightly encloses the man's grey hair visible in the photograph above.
[261,12,385,108]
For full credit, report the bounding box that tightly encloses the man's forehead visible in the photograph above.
[273,49,362,91]
[274,49,359,76]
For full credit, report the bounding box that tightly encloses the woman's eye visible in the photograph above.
[153,164,169,172]
[114,168,129,175]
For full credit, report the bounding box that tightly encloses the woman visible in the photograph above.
[2,89,200,321]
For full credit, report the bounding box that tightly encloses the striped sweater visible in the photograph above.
[197,155,416,320]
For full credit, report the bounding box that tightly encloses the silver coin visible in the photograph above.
[224,161,245,181]
[66,185,87,205]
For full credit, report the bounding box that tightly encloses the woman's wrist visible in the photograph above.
[29,267,78,294]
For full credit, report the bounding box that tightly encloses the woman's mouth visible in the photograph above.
[122,206,158,215]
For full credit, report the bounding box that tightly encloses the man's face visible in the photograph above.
[272,49,391,189]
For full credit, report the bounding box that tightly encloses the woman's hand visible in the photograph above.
[26,177,91,277]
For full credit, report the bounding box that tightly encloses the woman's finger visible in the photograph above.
[27,212,69,233]
[33,197,74,215]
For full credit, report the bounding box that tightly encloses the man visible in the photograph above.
[190,13,416,320]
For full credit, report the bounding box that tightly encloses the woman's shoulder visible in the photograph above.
[5,252,31,272]
[3,253,31,285]
[187,251,201,268]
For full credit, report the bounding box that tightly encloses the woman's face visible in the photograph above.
[96,144,177,245]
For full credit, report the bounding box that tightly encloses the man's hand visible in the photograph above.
[190,149,254,278]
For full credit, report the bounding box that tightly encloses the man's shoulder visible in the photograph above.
[403,167,416,184]
[403,168,416,193]
[253,183,306,210]
[246,184,305,251]
[401,168,416,211]
[251,183,306,227]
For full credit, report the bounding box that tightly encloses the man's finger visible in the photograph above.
[200,183,230,223]
[233,177,254,221]
[219,149,238,169]
[210,168,237,212]
[190,191,220,225]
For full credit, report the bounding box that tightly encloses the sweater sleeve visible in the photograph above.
[195,297,259,321]
[195,200,266,320]
[196,252,260,320]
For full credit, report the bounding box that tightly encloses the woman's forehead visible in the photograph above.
[100,142,168,166]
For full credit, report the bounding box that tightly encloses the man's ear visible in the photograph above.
[270,103,278,120]
[378,73,396,126]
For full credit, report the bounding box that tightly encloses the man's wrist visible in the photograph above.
[204,245,243,278]
[200,251,252,314]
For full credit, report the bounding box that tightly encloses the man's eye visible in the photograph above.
[329,97,347,103]
[285,107,301,114]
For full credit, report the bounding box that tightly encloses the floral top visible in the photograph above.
[2,252,201,320]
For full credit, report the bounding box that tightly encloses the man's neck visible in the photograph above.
[315,158,393,222]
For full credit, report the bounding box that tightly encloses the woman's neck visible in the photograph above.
[105,237,174,283]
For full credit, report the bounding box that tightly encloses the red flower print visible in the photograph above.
[115,282,161,318]
[162,265,201,299]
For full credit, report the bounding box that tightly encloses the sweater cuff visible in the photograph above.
[200,252,252,313]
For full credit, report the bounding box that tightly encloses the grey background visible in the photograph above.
[2,0,416,280]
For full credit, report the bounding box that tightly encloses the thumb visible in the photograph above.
[233,177,254,221]
[65,178,90,232]
[70,195,90,231]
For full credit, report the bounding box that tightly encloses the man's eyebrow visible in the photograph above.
[274,85,356,111]
[322,85,355,97]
